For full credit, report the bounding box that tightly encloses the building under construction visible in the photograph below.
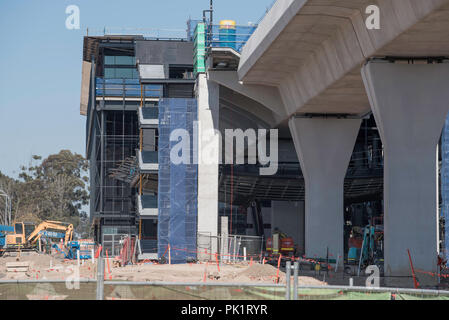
[79,22,386,265]
[80,35,196,259]
[78,0,449,288]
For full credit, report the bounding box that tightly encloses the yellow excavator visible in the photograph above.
[5,220,74,251]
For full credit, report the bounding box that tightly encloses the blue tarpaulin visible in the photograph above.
[158,98,198,263]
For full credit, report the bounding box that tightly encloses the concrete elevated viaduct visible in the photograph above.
[200,0,449,285]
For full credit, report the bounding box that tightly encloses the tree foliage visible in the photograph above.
[0,150,90,237]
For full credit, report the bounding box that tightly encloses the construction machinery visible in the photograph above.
[52,241,93,260]
[266,228,296,257]
[345,217,384,275]
[0,224,14,256]
[5,220,74,251]
[0,224,14,247]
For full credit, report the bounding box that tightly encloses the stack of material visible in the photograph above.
[6,261,30,273]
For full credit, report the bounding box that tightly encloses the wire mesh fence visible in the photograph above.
[197,233,264,263]
[0,281,97,300]
[1,280,449,300]
[103,282,284,300]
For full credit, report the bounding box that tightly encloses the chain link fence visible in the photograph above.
[197,233,264,263]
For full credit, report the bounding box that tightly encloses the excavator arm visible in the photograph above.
[27,221,74,246]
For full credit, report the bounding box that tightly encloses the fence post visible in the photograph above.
[168,245,171,265]
[293,261,299,300]
[237,238,241,262]
[233,235,237,263]
[220,234,224,264]
[96,255,104,300]
[286,260,291,300]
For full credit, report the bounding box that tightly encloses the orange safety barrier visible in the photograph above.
[106,249,112,280]
[407,249,419,289]
[215,253,220,272]
[415,269,449,278]
[94,245,102,259]
[275,254,282,284]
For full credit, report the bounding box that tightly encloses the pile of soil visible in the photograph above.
[220,263,282,283]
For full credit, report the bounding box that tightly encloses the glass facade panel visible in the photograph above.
[115,56,135,65]
[104,55,136,66]
[115,68,133,78]
[104,56,115,65]
[104,68,138,79]
[104,67,115,78]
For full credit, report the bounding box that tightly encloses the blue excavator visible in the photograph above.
[52,241,92,260]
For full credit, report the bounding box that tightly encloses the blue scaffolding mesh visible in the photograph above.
[158,98,198,263]
[442,116,449,260]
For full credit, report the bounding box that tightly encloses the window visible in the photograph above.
[115,68,133,78]
[15,223,23,234]
[115,56,135,65]
[104,67,138,79]
[104,55,137,78]
[169,65,194,79]
[104,68,115,78]
[104,56,115,65]
[104,55,136,66]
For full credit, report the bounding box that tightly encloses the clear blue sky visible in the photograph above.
[0,0,274,178]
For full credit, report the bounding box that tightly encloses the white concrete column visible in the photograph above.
[196,74,220,258]
[289,117,361,261]
[362,61,449,284]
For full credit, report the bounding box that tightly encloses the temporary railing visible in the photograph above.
[206,24,258,53]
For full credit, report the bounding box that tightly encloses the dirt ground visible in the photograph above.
[0,252,327,285]
[0,252,96,281]
[109,261,325,285]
